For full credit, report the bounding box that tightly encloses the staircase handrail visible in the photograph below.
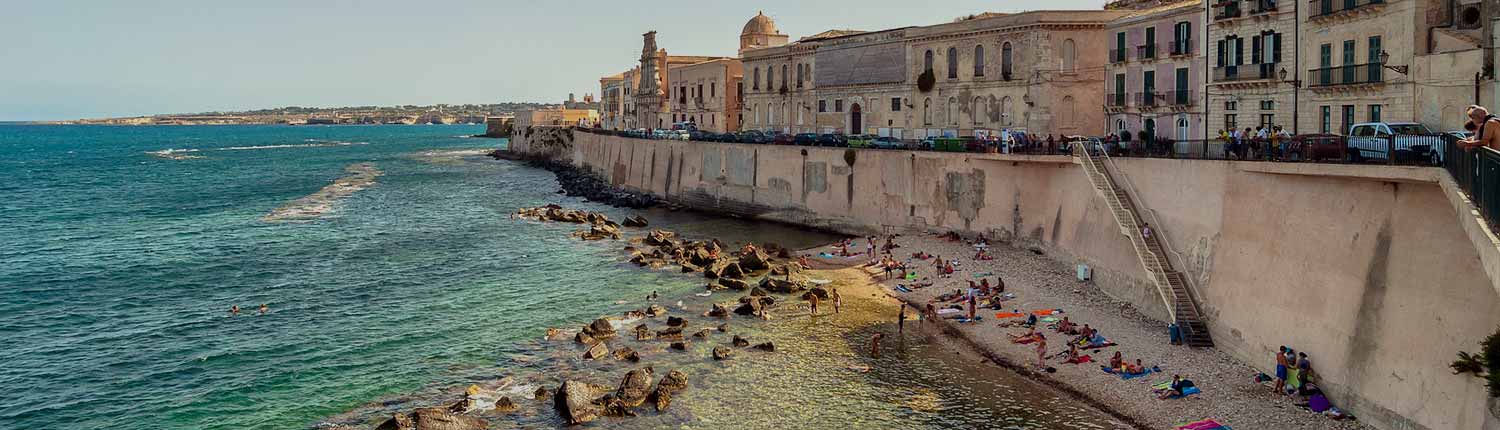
[1096,152,1210,315]
[1074,145,1178,323]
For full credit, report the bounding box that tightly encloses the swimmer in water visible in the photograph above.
[870,333,885,358]
[229,305,240,316]
[258,304,268,315]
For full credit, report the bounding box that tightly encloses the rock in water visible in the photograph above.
[732,335,750,347]
[533,386,550,402]
[575,332,596,345]
[634,324,655,341]
[716,323,728,332]
[582,342,609,360]
[749,286,770,297]
[666,316,686,327]
[670,341,688,351]
[622,215,649,227]
[615,368,654,407]
[753,342,776,352]
[554,380,610,425]
[707,303,729,318]
[656,327,684,341]
[597,395,636,417]
[691,329,711,338]
[583,318,616,339]
[650,385,673,412]
[802,287,830,301]
[712,346,732,360]
[658,370,689,391]
[738,248,771,271]
[717,278,750,291]
[492,397,518,413]
[613,346,641,362]
[411,407,488,430]
[645,304,667,317]
[720,262,745,279]
[623,309,646,319]
[374,413,414,430]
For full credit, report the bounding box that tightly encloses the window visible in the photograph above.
[1061,39,1076,72]
[1002,42,1013,79]
[891,98,902,112]
[947,47,959,79]
[697,84,703,100]
[1369,104,1382,122]
[1260,100,1275,110]
[947,97,957,125]
[1320,106,1332,133]
[766,66,773,90]
[1251,34,1263,64]
[923,98,932,125]
[1225,100,1238,110]
[818,100,826,113]
[1225,114,1238,130]
[781,65,788,89]
[1174,21,1191,54]
[924,50,934,73]
[1341,105,1355,134]
[711,83,715,98]
[753,68,761,90]
[797,64,804,88]
[1114,74,1126,106]
[1368,36,1382,63]
[835,99,843,112]
[1342,40,1356,65]
[1260,114,1274,128]
[974,45,986,77]
[1271,32,1282,63]
[1145,26,1156,50]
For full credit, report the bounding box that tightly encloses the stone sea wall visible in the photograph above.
[509,129,1500,430]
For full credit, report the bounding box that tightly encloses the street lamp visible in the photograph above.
[1279,67,1301,134]
[1377,50,1409,75]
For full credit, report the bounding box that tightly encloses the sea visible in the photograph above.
[0,124,1125,430]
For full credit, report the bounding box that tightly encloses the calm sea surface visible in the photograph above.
[0,124,1123,430]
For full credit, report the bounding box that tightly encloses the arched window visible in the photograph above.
[947,97,957,125]
[973,96,986,125]
[923,98,932,125]
[753,68,761,90]
[765,66,773,91]
[1001,42,1014,80]
[754,105,761,125]
[947,47,959,79]
[1000,96,1013,126]
[1061,96,1076,126]
[797,64,804,87]
[974,45,986,77]
[924,50,934,73]
[1061,39,1076,72]
[781,65,788,89]
[768,103,775,125]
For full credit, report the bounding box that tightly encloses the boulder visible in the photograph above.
[719,262,745,279]
[666,316,686,328]
[583,318,616,339]
[597,395,636,417]
[679,262,702,273]
[753,342,776,352]
[657,370,689,391]
[802,287,831,301]
[691,329,711,339]
[738,248,771,271]
[656,327,684,341]
[687,248,715,267]
[533,386,550,402]
[613,346,640,362]
[769,263,803,277]
[643,230,676,246]
[732,300,761,316]
[670,341,688,351]
[760,277,804,294]
[492,397,518,414]
[763,242,792,258]
[622,215,649,227]
[716,323,728,332]
[732,335,750,347]
[633,324,654,341]
[574,332,596,345]
[706,303,729,318]
[545,328,568,341]
[749,286,770,297]
[379,408,486,430]
[623,310,646,320]
[717,278,750,291]
[712,346,732,360]
[582,342,609,360]
[649,385,673,412]
[554,380,611,425]
[645,304,667,317]
[615,368,654,407]
[374,413,414,430]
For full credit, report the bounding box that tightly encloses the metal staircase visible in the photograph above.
[1074,145,1214,347]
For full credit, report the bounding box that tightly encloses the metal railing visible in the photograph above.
[1170,39,1192,56]
[1249,0,1279,14]
[1310,0,1384,18]
[1444,135,1500,229]
[1213,63,1278,82]
[1135,91,1160,107]
[1107,93,1128,107]
[1138,44,1157,60]
[1110,48,1128,63]
[1168,89,1195,106]
[1213,0,1243,20]
[1308,63,1385,87]
[1102,134,1449,166]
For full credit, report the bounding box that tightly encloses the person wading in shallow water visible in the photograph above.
[258,304,268,315]
[229,305,240,316]
[870,332,884,358]
[832,288,842,313]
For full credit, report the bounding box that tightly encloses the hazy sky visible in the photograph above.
[1,0,1109,121]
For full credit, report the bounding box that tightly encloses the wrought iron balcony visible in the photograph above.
[1213,0,1243,20]
[1308,63,1385,87]
[1110,48,1128,63]
[1213,63,1278,82]
[1170,39,1192,56]
[1248,0,1279,14]
[1168,89,1195,106]
[1135,91,1160,107]
[1310,0,1384,18]
[1107,93,1128,107]
[1137,44,1157,60]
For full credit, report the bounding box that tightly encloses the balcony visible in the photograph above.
[1310,0,1384,18]
[1248,0,1278,14]
[1168,89,1195,106]
[1213,0,1243,20]
[1137,44,1157,60]
[1308,63,1385,87]
[1135,91,1160,107]
[1170,39,1192,56]
[1107,93,1128,108]
[1110,48,1128,63]
[1213,63,1278,83]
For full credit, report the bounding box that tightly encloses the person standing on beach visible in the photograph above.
[966,294,977,322]
[925,302,936,324]
[809,293,820,316]
[867,236,876,256]
[870,333,884,358]
[1296,352,1312,395]
[832,288,842,313]
[898,304,907,334]
[1035,333,1048,369]
[1274,346,1289,394]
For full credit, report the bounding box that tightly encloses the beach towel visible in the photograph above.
[1174,419,1230,430]
[1065,355,1093,364]
[1040,317,1060,323]
[905,273,918,281]
[1119,368,1156,380]
[994,312,1026,319]
[973,272,994,278]
[809,279,832,285]
[893,285,913,293]
[958,316,983,323]
[1308,394,1330,413]
[936,308,963,315]
[818,252,835,258]
[1032,309,1063,316]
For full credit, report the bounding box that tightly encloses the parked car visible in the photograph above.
[672,130,691,141]
[872,136,905,149]
[772,133,795,145]
[1286,133,1345,162]
[846,135,875,148]
[736,130,769,144]
[793,133,819,146]
[816,133,848,147]
[1346,122,1443,164]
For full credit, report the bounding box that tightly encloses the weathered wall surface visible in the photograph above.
[512,132,1500,430]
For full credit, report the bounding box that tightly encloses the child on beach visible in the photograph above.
[1035,333,1048,368]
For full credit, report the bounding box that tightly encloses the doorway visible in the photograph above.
[850,104,863,135]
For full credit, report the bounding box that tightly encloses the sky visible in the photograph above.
[0,0,1109,121]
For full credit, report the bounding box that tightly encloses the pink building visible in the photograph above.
[1103,0,1208,143]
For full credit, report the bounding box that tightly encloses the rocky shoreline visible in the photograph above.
[489,150,659,209]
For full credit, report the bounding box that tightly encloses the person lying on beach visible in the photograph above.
[941,262,956,276]
[1056,317,1075,333]
[798,255,810,268]
[912,251,931,260]
[1071,324,1095,343]
[974,249,994,261]
[1010,328,1044,344]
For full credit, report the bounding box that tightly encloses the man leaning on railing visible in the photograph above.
[1461,105,1500,151]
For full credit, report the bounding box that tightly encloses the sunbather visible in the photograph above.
[1125,359,1145,375]
[1156,374,1195,399]
[1056,317,1076,334]
[1109,351,1124,370]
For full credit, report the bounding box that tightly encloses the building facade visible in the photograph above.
[666,58,744,133]
[1207,0,1298,135]
[599,73,627,130]
[741,10,1127,139]
[1105,0,1210,142]
[514,108,599,129]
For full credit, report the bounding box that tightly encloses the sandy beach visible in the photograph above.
[804,233,1373,430]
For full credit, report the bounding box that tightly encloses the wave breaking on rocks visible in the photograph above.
[262,163,382,222]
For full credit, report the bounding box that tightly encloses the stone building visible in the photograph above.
[666,58,744,133]
[741,10,1128,139]
[1104,0,1210,142]
[1207,0,1298,134]
[513,108,598,129]
[599,72,627,130]
[626,31,733,130]
[1297,0,1491,135]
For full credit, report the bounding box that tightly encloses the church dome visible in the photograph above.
[742,11,777,36]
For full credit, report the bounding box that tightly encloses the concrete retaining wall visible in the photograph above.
[511,131,1500,430]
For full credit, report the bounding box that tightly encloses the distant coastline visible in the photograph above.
[17,102,552,126]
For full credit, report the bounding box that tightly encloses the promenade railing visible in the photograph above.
[1443,134,1500,229]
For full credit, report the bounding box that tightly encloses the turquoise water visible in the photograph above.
[0,125,1123,430]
